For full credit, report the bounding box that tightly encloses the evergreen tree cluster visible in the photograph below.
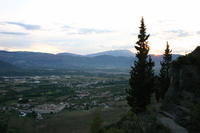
[127,18,172,113]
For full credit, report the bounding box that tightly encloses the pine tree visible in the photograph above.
[147,55,155,102]
[127,18,154,113]
[159,42,172,99]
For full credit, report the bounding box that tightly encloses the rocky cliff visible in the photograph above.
[163,46,200,132]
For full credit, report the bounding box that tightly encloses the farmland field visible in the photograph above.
[0,69,130,133]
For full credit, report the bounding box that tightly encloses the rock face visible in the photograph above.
[164,65,200,105]
[163,46,200,131]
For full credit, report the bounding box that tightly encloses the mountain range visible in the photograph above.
[0,50,180,72]
[86,50,134,57]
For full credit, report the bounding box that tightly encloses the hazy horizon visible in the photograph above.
[0,0,200,55]
[0,48,185,56]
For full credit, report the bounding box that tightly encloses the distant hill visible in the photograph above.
[0,50,180,71]
[86,50,135,57]
[57,52,82,57]
[0,60,18,72]
[0,50,133,69]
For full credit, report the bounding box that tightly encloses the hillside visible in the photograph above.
[0,50,180,71]
[86,50,134,57]
[172,46,200,69]
[0,60,18,72]
[0,51,133,69]
[162,46,200,132]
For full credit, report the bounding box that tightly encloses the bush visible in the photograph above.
[103,128,125,133]
[146,122,171,133]
[189,104,200,132]
[90,112,103,133]
[0,120,8,133]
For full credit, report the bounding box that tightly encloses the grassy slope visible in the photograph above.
[37,102,128,133]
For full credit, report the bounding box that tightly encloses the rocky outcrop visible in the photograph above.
[162,46,200,132]
[164,65,200,106]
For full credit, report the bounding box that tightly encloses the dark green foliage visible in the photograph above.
[147,56,155,96]
[90,113,103,133]
[0,111,36,133]
[189,104,200,132]
[127,18,154,113]
[27,111,37,119]
[104,111,171,133]
[102,128,125,133]
[145,122,171,133]
[0,120,8,133]
[172,46,200,70]
[159,42,172,100]
[0,112,9,133]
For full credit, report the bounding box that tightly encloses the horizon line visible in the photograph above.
[0,49,186,56]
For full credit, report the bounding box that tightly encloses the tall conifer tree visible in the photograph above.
[147,55,155,101]
[159,42,172,99]
[127,18,154,113]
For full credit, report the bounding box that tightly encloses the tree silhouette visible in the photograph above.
[127,18,154,113]
[159,42,172,99]
[147,55,155,102]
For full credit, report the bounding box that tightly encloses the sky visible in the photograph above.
[0,0,200,55]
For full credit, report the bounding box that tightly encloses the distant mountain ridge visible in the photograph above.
[86,50,134,57]
[57,52,83,57]
[0,50,180,71]
[0,50,133,69]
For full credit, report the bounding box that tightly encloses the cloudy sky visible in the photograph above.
[0,0,200,55]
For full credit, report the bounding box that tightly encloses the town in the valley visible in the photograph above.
[0,70,129,120]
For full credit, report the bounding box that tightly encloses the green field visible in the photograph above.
[0,101,129,133]
[0,70,130,133]
[37,103,128,133]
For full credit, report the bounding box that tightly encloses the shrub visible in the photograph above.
[90,112,103,133]
[189,104,200,132]
[103,128,125,133]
